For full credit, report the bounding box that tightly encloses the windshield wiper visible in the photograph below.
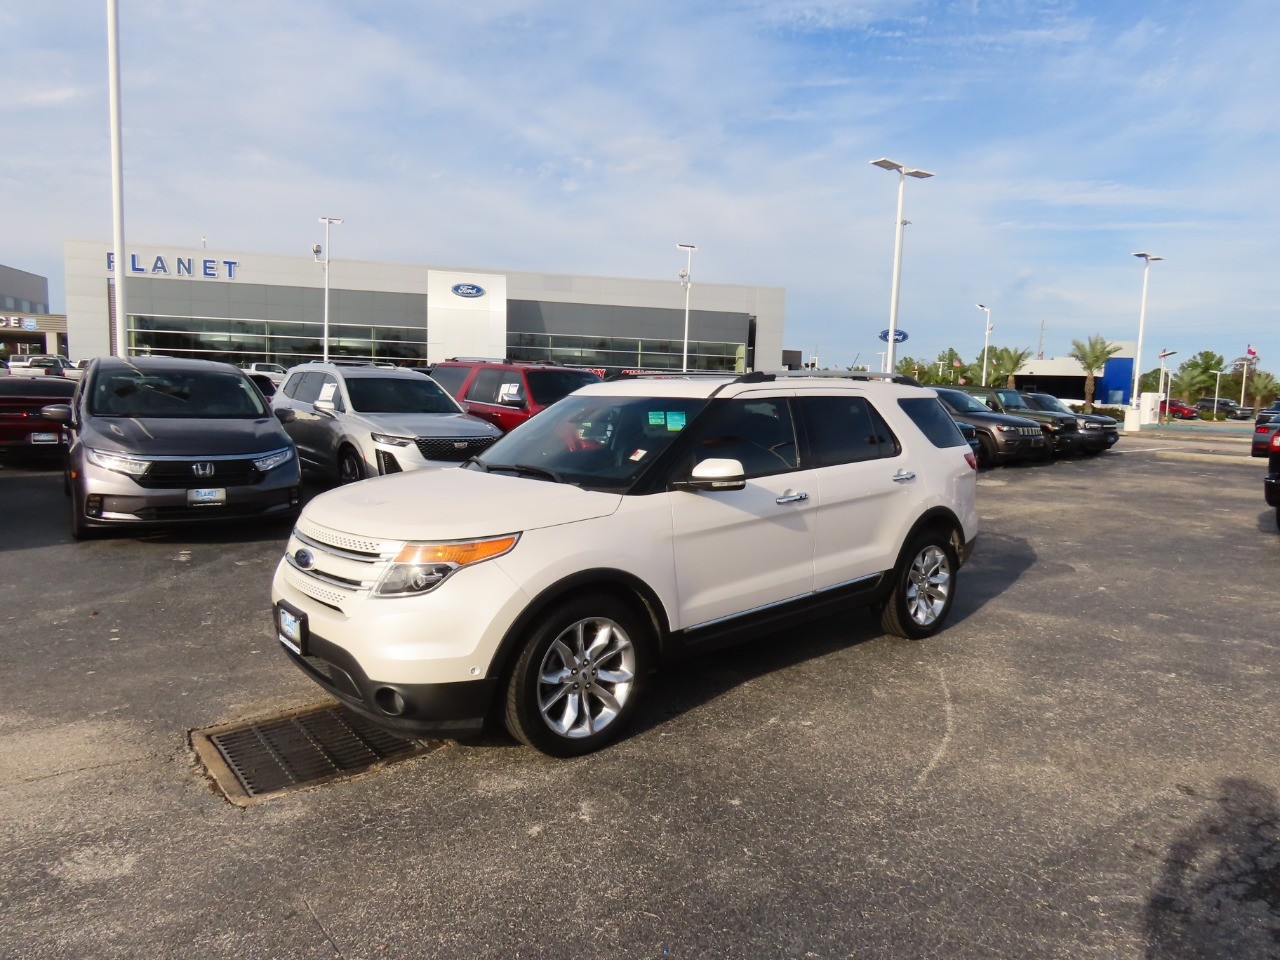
[485,463,564,483]
[461,456,489,472]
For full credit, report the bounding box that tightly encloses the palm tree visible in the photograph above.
[1249,370,1278,409]
[988,346,1032,388]
[1177,351,1227,401]
[1069,335,1122,413]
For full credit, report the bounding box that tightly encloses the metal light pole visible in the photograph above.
[977,304,993,386]
[315,217,343,362]
[871,159,933,374]
[677,243,696,372]
[107,0,129,358]
[1157,349,1177,423]
[1130,252,1164,409]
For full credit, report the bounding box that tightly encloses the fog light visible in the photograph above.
[376,450,403,475]
[86,494,103,518]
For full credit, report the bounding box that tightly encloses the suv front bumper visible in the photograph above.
[275,599,496,736]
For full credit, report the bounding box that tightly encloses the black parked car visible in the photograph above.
[41,356,302,539]
[1020,392,1119,455]
[934,387,1046,467]
[954,385,1085,456]
[1265,430,1280,529]
[1197,397,1253,420]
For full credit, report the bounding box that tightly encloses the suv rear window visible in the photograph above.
[526,369,602,406]
[898,397,966,449]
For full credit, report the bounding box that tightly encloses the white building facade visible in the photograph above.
[64,240,785,374]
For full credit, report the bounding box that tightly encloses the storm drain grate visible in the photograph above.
[193,704,435,805]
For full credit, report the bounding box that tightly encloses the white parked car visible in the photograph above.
[243,361,288,385]
[271,372,980,756]
[7,354,72,378]
[271,362,502,483]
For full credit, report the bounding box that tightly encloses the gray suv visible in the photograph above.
[272,363,502,483]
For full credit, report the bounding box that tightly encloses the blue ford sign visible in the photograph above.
[878,329,908,344]
[451,283,486,298]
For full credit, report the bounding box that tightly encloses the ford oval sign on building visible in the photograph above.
[878,329,908,343]
[451,283,486,298]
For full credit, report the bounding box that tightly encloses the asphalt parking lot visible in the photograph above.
[3,432,1279,960]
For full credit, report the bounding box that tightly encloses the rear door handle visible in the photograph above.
[775,492,809,505]
[892,471,916,483]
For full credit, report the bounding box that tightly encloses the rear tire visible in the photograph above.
[880,531,958,640]
[503,594,651,757]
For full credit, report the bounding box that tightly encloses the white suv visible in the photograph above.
[271,372,979,756]
[272,362,502,483]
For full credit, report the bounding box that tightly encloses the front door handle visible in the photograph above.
[892,471,916,483]
[776,492,809,505]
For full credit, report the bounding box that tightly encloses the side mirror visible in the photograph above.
[274,407,297,424]
[986,400,998,410]
[314,398,336,414]
[675,457,747,492]
[41,403,73,424]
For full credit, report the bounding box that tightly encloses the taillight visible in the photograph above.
[1257,424,1271,434]
[1271,433,1280,451]
[965,453,978,470]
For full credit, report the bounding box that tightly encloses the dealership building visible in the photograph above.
[63,240,785,375]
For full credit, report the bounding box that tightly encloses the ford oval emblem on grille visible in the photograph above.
[293,548,314,570]
[451,283,485,298]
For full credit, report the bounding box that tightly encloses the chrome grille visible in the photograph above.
[284,566,351,610]
[414,435,497,462]
[295,520,392,557]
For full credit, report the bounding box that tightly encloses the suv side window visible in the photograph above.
[798,395,900,467]
[469,368,523,406]
[318,374,345,412]
[429,365,469,397]
[293,372,326,405]
[896,397,966,449]
[281,372,305,398]
[680,397,800,479]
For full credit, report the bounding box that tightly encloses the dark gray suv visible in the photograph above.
[42,357,301,539]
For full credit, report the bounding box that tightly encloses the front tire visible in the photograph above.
[69,479,95,541]
[503,594,651,757]
[337,446,364,485]
[880,531,958,640]
[977,435,997,468]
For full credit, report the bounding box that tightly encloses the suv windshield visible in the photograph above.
[1032,394,1073,414]
[89,369,267,419]
[996,389,1033,411]
[525,369,602,406]
[346,377,461,414]
[475,395,709,492]
[937,388,989,414]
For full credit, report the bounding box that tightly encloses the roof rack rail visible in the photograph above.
[603,370,738,382]
[737,369,923,388]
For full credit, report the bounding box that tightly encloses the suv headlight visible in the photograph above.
[85,446,151,477]
[373,534,519,597]
[371,433,414,447]
[253,447,294,471]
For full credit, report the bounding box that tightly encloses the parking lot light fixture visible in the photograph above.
[977,304,993,386]
[1130,253,1164,408]
[872,159,934,373]
[317,217,343,363]
[677,243,696,372]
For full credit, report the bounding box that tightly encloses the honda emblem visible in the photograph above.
[192,462,215,477]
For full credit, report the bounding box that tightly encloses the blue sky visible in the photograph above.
[2,1,1276,373]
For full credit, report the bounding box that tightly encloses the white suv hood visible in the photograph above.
[301,467,622,541]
